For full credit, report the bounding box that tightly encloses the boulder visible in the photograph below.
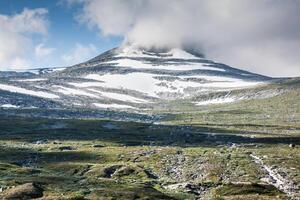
[92,144,105,148]
[58,146,74,151]
[289,144,295,148]
[0,183,43,200]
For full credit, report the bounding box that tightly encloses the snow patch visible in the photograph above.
[196,97,236,105]
[105,58,224,71]
[93,103,135,109]
[48,67,66,72]
[85,73,162,97]
[88,89,149,103]
[68,82,104,88]
[117,46,200,60]
[0,104,20,108]
[54,86,100,98]
[85,73,201,98]
[168,48,198,59]
[0,83,59,99]
[84,72,261,99]
[182,75,264,88]
[16,78,47,82]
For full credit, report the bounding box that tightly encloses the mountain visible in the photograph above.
[1,45,300,199]
[0,44,290,118]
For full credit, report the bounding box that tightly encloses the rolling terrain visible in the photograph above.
[0,45,299,200]
[0,45,274,114]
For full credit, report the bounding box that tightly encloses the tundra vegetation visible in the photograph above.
[0,79,299,199]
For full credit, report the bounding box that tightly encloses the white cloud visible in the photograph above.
[0,8,48,35]
[71,0,300,77]
[35,43,55,58]
[0,8,48,70]
[10,57,31,68]
[62,43,97,65]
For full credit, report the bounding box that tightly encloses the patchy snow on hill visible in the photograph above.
[195,97,236,105]
[93,103,136,109]
[85,73,162,97]
[105,58,224,71]
[0,83,59,99]
[115,45,203,59]
[181,75,264,88]
[0,45,271,111]
[84,72,263,99]
[88,89,150,103]
[54,85,100,98]
[117,46,200,60]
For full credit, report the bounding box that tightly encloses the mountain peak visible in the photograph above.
[116,44,204,60]
[0,44,272,112]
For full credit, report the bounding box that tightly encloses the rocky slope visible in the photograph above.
[0,45,275,112]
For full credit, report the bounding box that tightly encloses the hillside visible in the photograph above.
[0,46,299,200]
[0,45,274,114]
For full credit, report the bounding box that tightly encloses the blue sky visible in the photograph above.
[0,0,122,69]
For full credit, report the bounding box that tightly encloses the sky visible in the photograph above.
[0,0,122,69]
[0,0,299,77]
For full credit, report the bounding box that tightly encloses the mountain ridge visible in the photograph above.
[0,45,289,117]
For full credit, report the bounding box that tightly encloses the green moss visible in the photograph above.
[215,183,284,196]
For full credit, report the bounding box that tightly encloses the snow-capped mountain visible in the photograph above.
[0,45,274,111]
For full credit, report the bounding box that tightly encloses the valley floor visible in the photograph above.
[0,116,299,200]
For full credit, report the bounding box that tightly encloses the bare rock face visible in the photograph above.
[0,183,43,200]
